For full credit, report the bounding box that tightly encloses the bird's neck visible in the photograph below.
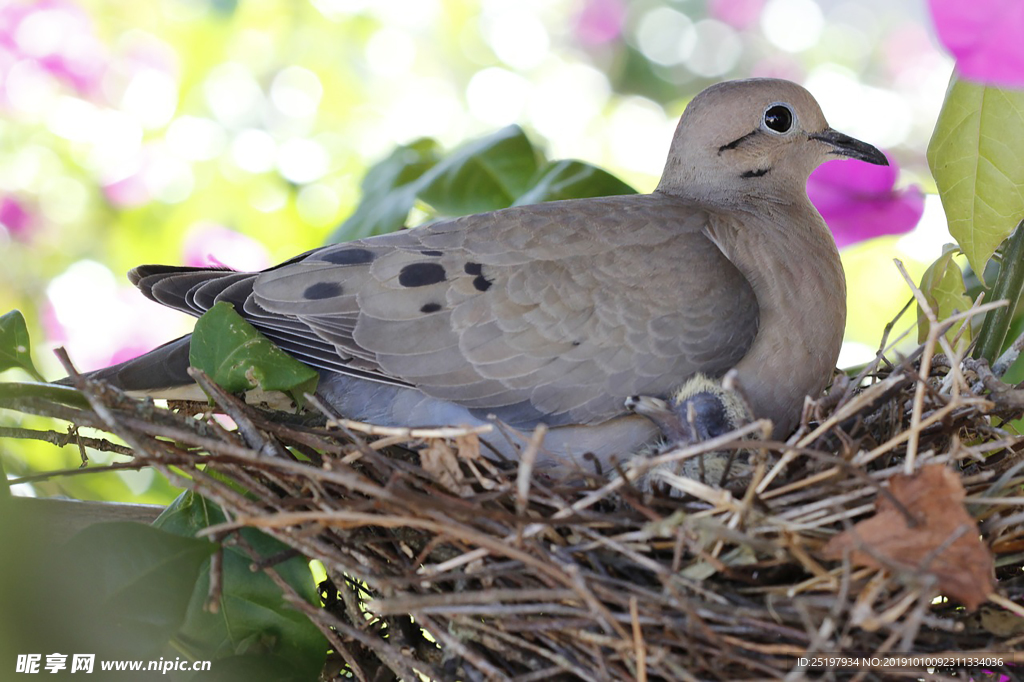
[705,202,847,436]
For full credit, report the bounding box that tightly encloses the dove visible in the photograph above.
[82,78,887,472]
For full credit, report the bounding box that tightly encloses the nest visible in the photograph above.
[12,294,1024,681]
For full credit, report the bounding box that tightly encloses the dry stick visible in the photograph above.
[0,425,135,457]
[325,417,493,440]
[188,368,288,459]
[303,394,385,466]
[427,421,772,579]
[755,376,906,493]
[217,510,631,639]
[629,596,647,682]
[7,459,149,485]
[566,420,770,516]
[415,613,508,682]
[515,423,547,520]
[994,328,1024,378]
[258,561,429,681]
[454,619,595,680]
[893,258,1007,474]
[53,348,158,460]
[761,291,1004,492]
[370,588,578,615]
[965,357,1024,409]
[987,592,1024,618]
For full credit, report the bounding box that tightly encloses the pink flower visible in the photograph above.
[709,0,765,30]
[928,0,1024,88]
[44,260,190,371]
[0,195,34,238]
[807,155,925,249]
[182,222,271,272]
[102,172,151,208]
[575,0,626,46]
[0,0,107,96]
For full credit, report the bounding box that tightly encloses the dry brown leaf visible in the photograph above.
[455,433,481,460]
[419,439,473,495]
[823,463,993,610]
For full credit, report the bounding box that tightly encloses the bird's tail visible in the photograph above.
[57,335,196,396]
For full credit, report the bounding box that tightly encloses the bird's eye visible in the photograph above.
[763,104,794,134]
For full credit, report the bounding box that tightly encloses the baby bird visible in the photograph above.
[625,373,753,492]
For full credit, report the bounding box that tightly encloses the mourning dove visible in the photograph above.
[85,78,887,471]
[625,373,754,491]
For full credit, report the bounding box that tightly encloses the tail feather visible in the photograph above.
[61,335,194,392]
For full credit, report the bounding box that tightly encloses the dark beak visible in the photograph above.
[810,128,888,166]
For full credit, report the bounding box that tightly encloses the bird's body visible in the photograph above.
[86,79,886,472]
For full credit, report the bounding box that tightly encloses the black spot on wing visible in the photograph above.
[399,262,446,287]
[317,248,375,265]
[303,282,343,300]
[472,275,492,292]
[464,262,483,275]
[420,302,442,313]
[741,167,770,178]
[420,250,443,257]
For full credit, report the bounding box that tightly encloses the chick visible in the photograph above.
[624,373,753,492]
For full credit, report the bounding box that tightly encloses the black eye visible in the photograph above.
[763,105,793,133]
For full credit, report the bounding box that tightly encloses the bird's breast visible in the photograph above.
[706,209,846,436]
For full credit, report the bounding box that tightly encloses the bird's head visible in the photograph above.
[657,78,887,203]
[625,373,752,446]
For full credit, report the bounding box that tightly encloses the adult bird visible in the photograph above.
[83,78,887,472]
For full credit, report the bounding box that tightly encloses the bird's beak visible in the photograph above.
[810,129,888,166]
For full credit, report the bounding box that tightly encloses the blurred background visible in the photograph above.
[1,0,954,503]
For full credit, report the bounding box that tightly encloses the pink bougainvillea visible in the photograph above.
[807,155,925,249]
[574,0,626,46]
[0,196,34,239]
[708,0,766,30]
[182,222,271,272]
[928,0,1024,87]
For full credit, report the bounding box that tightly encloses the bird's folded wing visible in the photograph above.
[132,194,759,428]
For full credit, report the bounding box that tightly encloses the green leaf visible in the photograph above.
[0,310,45,382]
[156,492,327,681]
[59,522,217,657]
[918,248,973,344]
[927,76,1024,281]
[974,220,1024,361]
[327,127,634,247]
[329,137,443,242]
[189,302,318,405]
[513,159,637,206]
[418,125,543,215]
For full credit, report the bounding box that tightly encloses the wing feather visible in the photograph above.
[129,193,759,428]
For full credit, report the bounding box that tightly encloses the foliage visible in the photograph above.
[53,522,217,658]
[190,301,319,406]
[917,246,973,344]
[154,492,328,681]
[927,77,1024,281]
[0,311,46,383]
[329,125,635,242]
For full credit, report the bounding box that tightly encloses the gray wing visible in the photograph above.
[131,193,759,428]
